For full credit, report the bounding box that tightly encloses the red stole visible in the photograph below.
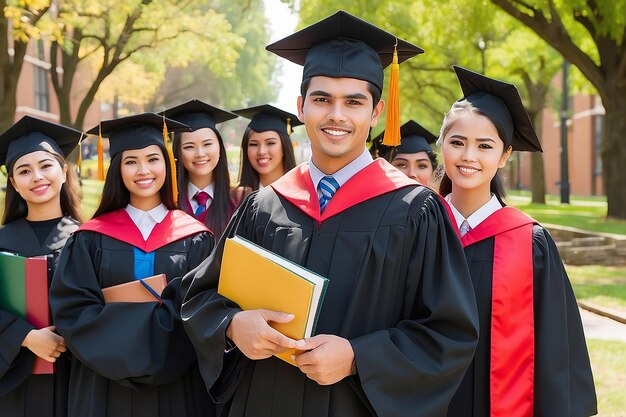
[461,207,536,417]
[79,209,209,252]
[271,159,417,225]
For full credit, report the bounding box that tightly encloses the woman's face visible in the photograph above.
[179,128,221,185]
[247,130,284,177]
[391,151,434,185]
[10,151,67,207]
[441,111,511,197]
[120,145,166,206]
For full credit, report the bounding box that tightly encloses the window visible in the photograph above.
[34,40,49,112]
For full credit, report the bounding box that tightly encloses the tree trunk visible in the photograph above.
[603,88,626,219]
[530,110,546,204]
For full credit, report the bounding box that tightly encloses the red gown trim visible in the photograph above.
[460,207,536,417]
[79,209,209,252]
[270,159,416,223]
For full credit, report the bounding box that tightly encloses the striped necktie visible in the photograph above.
[193,191,210,216]
[318,175,340,213]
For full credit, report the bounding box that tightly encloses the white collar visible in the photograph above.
[309,148,373,191]
[125,203,168,225]
[188,182,215,200]
[445,194,502,230]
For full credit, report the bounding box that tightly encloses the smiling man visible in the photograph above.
[182,11,479,417]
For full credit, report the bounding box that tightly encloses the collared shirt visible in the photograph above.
[446,193,502,235]
[309,148,373,199]
[124,203,169,241]
[188,182,215,213]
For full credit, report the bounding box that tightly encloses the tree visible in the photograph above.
[490,0,626,218]
[145,0,277,113]
[287,0,561,203]
[49,0,243,129]
[0,0,51,131]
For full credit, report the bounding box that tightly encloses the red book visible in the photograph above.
[25,257,53,374]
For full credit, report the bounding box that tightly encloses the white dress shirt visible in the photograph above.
[188,182,215,213]
[309,148,373,199]
[445,194,503,236]
[124,203,169,241]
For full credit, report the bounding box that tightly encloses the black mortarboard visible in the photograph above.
[266,10,424,93]
[86,112,190,158]
[0,115,82,169]
[232,104,303,136]
[161,100,238,132]
[372,120,436,158]
[453,66,542,152]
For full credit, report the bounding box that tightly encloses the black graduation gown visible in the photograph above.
[447,212,597,417]
[49,209,216,417]
[182,161,479,417]
[0,216,79,417]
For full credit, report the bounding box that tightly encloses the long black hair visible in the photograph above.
[173,128,232,237]
[92,144,176,218]
[3,153,83,225]
[238,127,296,190]
[437,99,508,206]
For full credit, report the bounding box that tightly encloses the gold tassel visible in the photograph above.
[286,117,292,135]
[97,125,105,181]
[382,45,401,147]
[77,131,84,175]
[162,116,178,204]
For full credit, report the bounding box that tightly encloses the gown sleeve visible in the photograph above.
[348,192,480,417]
[49,230,213,390]
[181,194,256,402]
[532,226,597,417]
[0,309,35,395]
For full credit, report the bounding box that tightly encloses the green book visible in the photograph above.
[0,252,27,317]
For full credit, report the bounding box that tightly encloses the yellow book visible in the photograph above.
[218,236,328,366]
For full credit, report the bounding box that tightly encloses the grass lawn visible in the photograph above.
[587,339,626,416]
[566,265,626,311]
[507,190,626,235]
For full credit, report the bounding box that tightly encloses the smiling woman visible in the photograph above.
[48,113,218,417]
[0,116,83,417]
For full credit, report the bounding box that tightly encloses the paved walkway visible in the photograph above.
[580,308,626,343]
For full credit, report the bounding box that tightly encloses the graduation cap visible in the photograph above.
[453,66,542,152]
[86,112,190,202]
[232,104,303,136]
[266,10,424,148]
[161,100,238,131]
[0,115,82,170]
[373,120,437,159]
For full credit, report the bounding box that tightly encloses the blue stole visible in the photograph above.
[133,247,155,279]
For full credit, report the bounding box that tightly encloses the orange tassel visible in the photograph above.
[382,46,401,147]
[286,117,292,135]
[97,125,105,181]
[162,116,178,204]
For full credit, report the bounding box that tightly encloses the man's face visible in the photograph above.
[297,76,384,173]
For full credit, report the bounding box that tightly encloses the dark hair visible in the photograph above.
[300,78,382,108]
[174,129,232,237]
[238,127,296,190]
[437,99,508,205]
[92,145,176,218]
[3,153,83,225]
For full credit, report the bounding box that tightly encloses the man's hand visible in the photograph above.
[295,334,355,385]
[21,325,66,363]
[226,309,303,360]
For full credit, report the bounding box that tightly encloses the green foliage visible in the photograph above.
[288,0,567,138]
